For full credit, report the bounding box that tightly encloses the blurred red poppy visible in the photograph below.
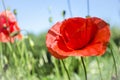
[0,10,22,43]
[46,17,110,59]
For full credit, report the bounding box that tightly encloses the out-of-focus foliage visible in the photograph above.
[0,26,120,80]
[111,26,120,46]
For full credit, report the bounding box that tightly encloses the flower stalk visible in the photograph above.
[2,0,6,10]
[109,43,118,80]
[87,0,90,16]
[67,0,72,17]
[61,60,71,80]
[81,57,87,80]
[96,57,103,80]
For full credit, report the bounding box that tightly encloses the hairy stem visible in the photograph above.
[96,57,103,80]
[87,0,90,16]
[61,60,71,80]
[81,57,87,80]
[110,43,118,80]
[67,0,72,17]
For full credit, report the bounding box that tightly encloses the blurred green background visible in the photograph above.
[0,0,120,80]
[0,27,120,80]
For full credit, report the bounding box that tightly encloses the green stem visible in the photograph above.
[96,57,103,80]
[54,60,61,80]
[2,0,6,10]
[110,44,118,80]
[67,0,72,17]
[61,60,71,80]
[87,0,90,16]
[81,57,87,80]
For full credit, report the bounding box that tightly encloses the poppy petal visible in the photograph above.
[0,10,22,43]
[0,32,14,43]
[46,17,110,59]
[46,22,68,59]
[1,10,16,23]
[60,17,98,50]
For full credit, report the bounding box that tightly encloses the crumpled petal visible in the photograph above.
[60,17,98,50]
[46,22,68,59]
[46,17,110,59]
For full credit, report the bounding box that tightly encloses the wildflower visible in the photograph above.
[46,17,110,59]
[0,10,22,42]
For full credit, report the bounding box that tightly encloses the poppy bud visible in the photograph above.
[62,10,66,18]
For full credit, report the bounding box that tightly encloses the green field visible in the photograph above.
[0,27,120,80]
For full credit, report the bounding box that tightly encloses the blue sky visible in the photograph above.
[0,0,120,34]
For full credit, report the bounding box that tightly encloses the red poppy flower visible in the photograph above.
[46,17,110,59]
[0,10,22,43]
